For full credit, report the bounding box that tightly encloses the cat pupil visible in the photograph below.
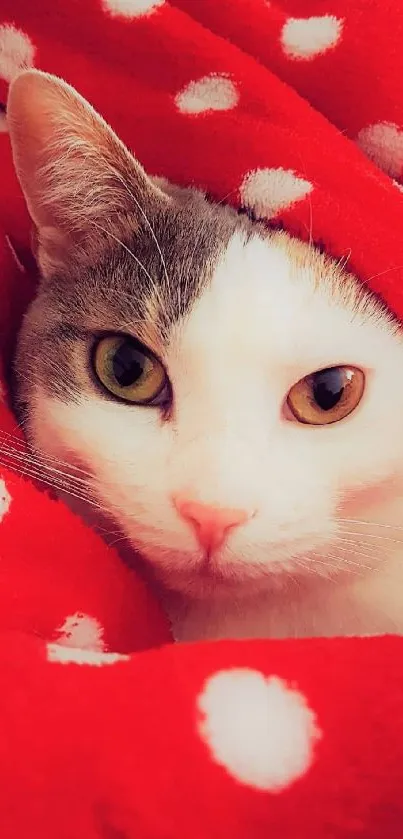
[312,368,343,411]
[112,342,144,387]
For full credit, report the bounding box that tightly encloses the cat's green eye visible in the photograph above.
[93,335,167,405]
[287,365,365,425]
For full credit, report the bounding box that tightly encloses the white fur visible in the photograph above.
[30,231,403,641]
[0,25,35,83]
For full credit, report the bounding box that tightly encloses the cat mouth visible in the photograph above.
[194,551,264,586]
[148,547,248,587]
[132,532,335,590]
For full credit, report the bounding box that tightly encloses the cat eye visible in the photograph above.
[286,366,365,425]
[92,334,168,405]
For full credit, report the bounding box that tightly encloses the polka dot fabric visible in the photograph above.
[1,1,403,836]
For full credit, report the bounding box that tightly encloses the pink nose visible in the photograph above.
[173,495,249,553]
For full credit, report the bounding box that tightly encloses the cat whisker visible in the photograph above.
[0,456,105,512]
[305,546,376,574]
[216,187,239,208]
[334,535,380,551]
[0,463,95,502]
[329,544,403,579]
[307,188,313,250]
[284,570,301,589]
[334,536,383,558]
[317,553,371,573]
[338,517,403,533]
[365,263,403,285]
[177,218,210,318]
[294,555,345,578]
[0,446,155,522]
[106,533,131,549]
[0,442,95,490]
[336,527,403,546]
[116,174,170,288]
[90,220,167,317]
[97,527,125,539]
[0,429,144,482]
[335,249,352,274]
[332,541,384,565]
[0,436,98,500]
[332,552,375,569]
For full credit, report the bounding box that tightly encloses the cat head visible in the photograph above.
[8,70,403,599]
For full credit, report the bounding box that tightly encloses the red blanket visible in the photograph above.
[1,1,403,836]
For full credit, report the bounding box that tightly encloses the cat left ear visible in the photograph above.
[7,69,169,276]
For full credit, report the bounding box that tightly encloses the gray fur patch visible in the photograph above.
[13,186,257,412]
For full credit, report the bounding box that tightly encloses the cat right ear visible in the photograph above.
[6,69,169,276]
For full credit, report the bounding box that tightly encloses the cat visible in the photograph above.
[7,69,403,642]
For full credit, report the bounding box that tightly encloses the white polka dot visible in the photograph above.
[281,15,343,60]
[102,0,164,18]
[393,179,403,193]
[175,74,239,115]
[55,613,105,651]
[240,167,313,219]
[198,669,320,791]
[47,643,129,666]
[0,479,11,521]
[356,123,403,179]
[0,25,35,82]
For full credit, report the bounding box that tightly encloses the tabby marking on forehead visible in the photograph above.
[15,189,249,405]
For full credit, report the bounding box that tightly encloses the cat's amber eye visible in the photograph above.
[93,335,168,405]
[286,366,365,425]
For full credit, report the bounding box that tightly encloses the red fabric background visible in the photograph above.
[0,1,403,836]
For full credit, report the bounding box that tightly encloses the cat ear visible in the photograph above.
[7,69,168,276]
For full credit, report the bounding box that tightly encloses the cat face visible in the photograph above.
[8,71,403,600]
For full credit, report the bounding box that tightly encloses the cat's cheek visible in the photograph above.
[337,475,401,518]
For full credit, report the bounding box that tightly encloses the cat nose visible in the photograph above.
[173,495,249,553]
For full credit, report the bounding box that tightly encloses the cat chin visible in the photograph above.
[146,566,276,601]
[131,542,337,601]
[143,561,341,605]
